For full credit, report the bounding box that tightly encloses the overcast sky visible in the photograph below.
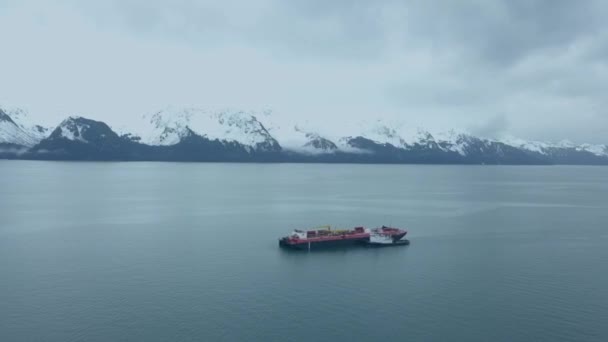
[1,0,607,143]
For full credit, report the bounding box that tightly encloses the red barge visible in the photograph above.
[278,225,408,250]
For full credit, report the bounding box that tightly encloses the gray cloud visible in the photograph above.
[469,114,509,139]
[1,0,608,143]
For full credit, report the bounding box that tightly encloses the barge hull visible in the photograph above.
[279,237,368,250]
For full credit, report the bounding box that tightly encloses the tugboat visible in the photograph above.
[367,228,411,247]
[278,225,408,250]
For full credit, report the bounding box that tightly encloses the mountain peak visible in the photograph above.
[136,107,280,152]
[0,107,49,147]
[49,116,117,143]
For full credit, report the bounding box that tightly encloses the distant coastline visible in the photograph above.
[2,149,607,166]
[2,110,607,165]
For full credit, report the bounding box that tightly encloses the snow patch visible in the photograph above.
[56,117,90,142]
[435,130,472,156]
[577,144,608,156]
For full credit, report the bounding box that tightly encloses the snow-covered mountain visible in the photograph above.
[131,107,280,152]
[267,124,338,153]
[500,135,608,157]
[299,130,338,152]
[334,120,470,157]
[31,116,137,160]
[259,112,338,153]
[0,107,49,148]
[1,105,607,164]
[343,119,412,148]
[498,136,550,154]
[42,116,125,148]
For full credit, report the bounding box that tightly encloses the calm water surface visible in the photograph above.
[1,161,607,341]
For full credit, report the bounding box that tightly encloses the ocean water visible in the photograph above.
[1,161,607,342]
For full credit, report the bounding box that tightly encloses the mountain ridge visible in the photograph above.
[1,107,607,165]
